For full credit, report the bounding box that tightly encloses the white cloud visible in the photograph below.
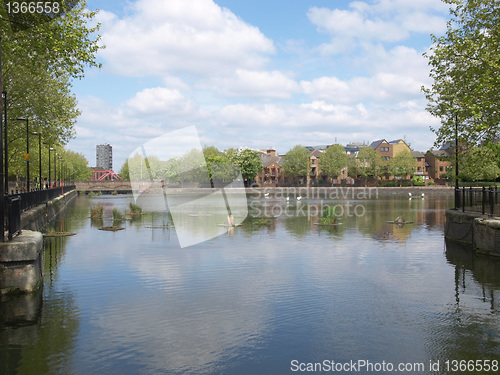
[98,0,275,77]
[307,0,448,54]
[202,69,300,99]
[125,87,197,117]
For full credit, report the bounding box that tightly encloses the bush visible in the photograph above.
[411,176,425,186]
[380,180,397,187]
[129,202,142,215]
[320,206,339,224]
[112,208,124,221]
[90,205,104,218]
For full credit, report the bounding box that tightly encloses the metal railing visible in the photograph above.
[4,185,75,240]
[454,186,500,216]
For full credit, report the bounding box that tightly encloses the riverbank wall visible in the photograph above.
[21,189,78,231]
[445,209,500,257]
[0,189,77,295]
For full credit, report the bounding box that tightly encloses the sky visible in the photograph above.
[67,0,452,172]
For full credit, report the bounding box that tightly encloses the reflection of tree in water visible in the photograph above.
[425,240,500,366]
[239,197,451,241]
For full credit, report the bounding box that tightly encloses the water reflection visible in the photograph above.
[1,194,499,374]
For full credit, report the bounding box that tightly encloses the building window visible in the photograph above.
[439,166,444,172]
[417,157,422,162]
[417,167,421,171]
[380,147,389,152]
[384,156,390,160]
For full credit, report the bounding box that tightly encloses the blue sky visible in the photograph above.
[68,0,451,171]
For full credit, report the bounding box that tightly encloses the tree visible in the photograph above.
[203,146,238,184]
[320,144,347,183]
[57,148,92,181]
[459,146,499,181]
[388,151,416,184]
[423,0,500,147]
[1,1,102,180]
[233,149,263,184]
[282,145,310,181]
[355,146,384,183]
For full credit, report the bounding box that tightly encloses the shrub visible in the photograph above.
[90,205,104,218]
[129,203,142,215]
[112,208,124,221]
[320,206,338,224]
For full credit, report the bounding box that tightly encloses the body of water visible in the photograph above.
[1,192,499,374]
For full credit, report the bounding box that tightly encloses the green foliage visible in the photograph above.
[282,145,310,179]
[204,147,239,184]
[90,205,103,218]
[320,144,347,180]
[231,149,263,183]
[388,150,416,182]
[484,142,500,168]
[380,180,397,187]
[253,218,271,226]
[459,146,500,181]
[56,148,92,180]
[118,160,130,180]
[128,203,142,215]
[423,0,500,147]
[112,208,124,221]
[1,1,103,179]
[411,176,425,186]
[320,206,338,224]
[355,146,384,179]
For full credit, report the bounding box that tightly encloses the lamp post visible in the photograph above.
[54,152,57,187]
[17,118,29,191]
[58,157,63,186]
[32,131,42,189]
[455,114,459,209]
[3,91,7,194]
[49,147,54,188]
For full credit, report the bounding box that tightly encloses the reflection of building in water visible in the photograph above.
[445,240,500,312]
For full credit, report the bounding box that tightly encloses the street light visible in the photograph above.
[58,156,63,186]
[17,118,29,191]
[32,131,41,189]
[53,151,57,187]
[49,147,55,188]
[3,91,8,194]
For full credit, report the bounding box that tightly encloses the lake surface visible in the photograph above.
[1,192,499,374]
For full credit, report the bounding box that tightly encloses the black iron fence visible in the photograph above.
[454,186,500,216]
[3,185,75,240]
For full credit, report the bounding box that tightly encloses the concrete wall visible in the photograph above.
[0,231,43,295]
[0,189,77,295]
[21,189,78,231]
[445,209,500,257]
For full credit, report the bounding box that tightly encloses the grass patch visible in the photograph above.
[112,208,124,221]
[90,205,104,218]
[128,203,142,215]
[320,206,339,225]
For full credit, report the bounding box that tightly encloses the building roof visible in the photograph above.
[305,145,329,152]
[260,155,282,167]
[309,149,323,158]
[388,139,404,144]
[428,149,452,158]
[369,139,386,149]
[411,151,425,158]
